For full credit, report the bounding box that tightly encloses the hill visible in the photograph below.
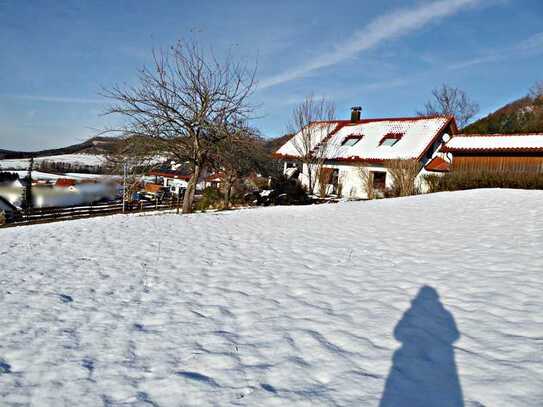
[263,133,293,155]
[464,95,543,134]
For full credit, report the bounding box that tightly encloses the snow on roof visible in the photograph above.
[275,116,453,162]
[274,122,340,158]
[442,134,543,153]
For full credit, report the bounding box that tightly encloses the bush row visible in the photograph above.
[424,170,543,192]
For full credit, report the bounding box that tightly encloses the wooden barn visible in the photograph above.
[438,134,543,173]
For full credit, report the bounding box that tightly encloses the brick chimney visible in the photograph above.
[351,106,362,122]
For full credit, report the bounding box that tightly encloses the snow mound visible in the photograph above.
[1,189,542,406]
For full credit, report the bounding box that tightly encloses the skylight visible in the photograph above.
[379,133,403,147]
[342,134,363,147]
[381,138,399,147]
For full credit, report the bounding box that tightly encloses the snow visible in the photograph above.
[0,154,106,170]
[8,170,67,181]
[5,171,116,182]
[276,116,451,160]
[445,134,543,151]
[1,189,542,406]
[276,122,336,158]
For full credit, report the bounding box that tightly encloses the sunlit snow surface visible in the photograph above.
[1,190,542,406]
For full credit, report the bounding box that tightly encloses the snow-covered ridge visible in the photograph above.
[0,154,106,170]
[444,134,543,151]
[1,190,542,406]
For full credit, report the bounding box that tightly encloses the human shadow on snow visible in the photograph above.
[380,285,464,407]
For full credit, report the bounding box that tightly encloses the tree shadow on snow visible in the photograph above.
[379,285,464,407]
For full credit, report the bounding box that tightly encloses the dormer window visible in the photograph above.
[342,134,363,146]
[379,133,403,147]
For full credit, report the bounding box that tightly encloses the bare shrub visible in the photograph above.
[357,166,374,199]
[385,159,421,197]
[422,173,442,193]
[317,167,333,198]
[529,80,543,102]
[424,169,543,192]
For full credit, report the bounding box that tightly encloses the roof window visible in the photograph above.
[341,134,363,147]
[379,133,403,147]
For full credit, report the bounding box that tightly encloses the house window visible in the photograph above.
[379,133,403,147]
[372,171,386,190]
[341,134,363,146]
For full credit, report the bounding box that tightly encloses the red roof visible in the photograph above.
[149,170,192,181]
[55,178,76,187]
[274,115,457,163]
[424,156,451,172]
[149,169,223,182]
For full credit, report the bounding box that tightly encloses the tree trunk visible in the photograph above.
[223,177,233,209]
[182,163,201,214]
[307,163,315,195]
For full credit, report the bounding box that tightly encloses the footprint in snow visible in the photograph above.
[261,383,277,394]
[133,323,146,332]
[136,391,159,407]
[59,294,73,303]
[82,357,94,374]
[0,360,11,374]
[176,371,219,387]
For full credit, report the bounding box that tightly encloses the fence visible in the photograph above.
[2,198,180,227]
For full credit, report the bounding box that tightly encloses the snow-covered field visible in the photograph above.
[0,154,106,170]
[1,189,542,406]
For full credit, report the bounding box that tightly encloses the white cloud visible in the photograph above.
[449,31,543,70]
[258,0,482,90]
[518,32,543,50]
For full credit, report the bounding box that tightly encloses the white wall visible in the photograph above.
[0,198,15,212]
[282,134,450,198]
[285,161,443,199]
[331,164,393,199]
[287,162,392,199]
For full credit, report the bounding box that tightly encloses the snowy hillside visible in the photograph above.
[1,190,542,406]
[0,154,106,170]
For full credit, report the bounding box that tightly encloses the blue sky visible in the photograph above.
[1,0,542,150]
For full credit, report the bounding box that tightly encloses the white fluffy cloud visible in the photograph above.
[258,0,482,90]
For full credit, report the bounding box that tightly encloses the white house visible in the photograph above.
[0,196,17,216]
[274,108,458,198]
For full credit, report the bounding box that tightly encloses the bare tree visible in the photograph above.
[317,167,333,198]
[102,40,256,213]
[357,166,374,200]
[105,136,160,207]
[21,157,34,212]
[214,124,268,209]
[529,80,543,102]
[418,84,479,129]
[288,95,337,195]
